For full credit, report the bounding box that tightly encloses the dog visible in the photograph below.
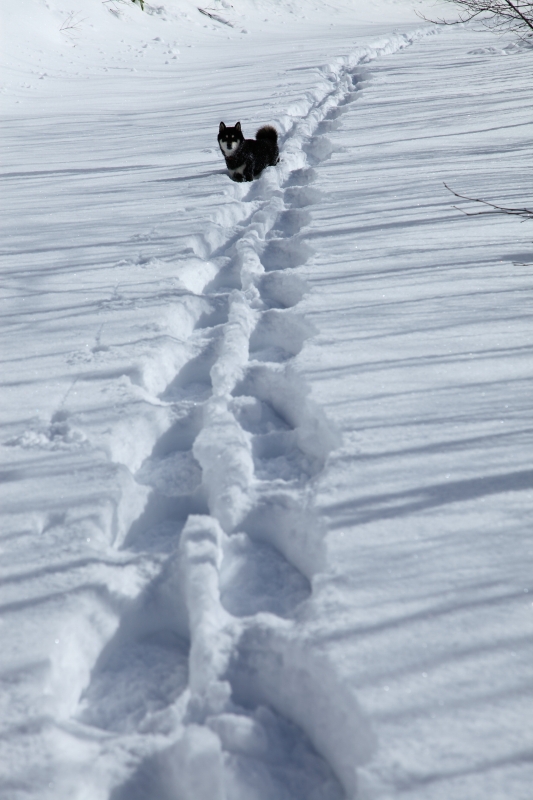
[218,121,279,182]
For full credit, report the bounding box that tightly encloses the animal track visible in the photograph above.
[304,135,336,164]
[258,271,309,309]
[161,338,218,402]
[249,310,316,362]
[220,534,311,618]
[272,208,312,236]
[261,237,315,271]
[79,630,189,734]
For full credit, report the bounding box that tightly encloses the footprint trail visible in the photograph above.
[73,29,436,800]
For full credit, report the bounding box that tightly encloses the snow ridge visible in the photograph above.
[72,29,436,800]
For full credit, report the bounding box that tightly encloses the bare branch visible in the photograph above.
[418,0,533,38]
[444,183,533,220]
[502,0,533,31]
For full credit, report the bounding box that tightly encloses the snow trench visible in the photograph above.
[66,29,436,800]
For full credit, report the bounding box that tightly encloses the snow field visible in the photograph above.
[2,2,532,799]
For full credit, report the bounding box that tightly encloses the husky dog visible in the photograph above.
[218,121,279,182]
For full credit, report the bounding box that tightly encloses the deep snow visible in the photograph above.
[1,1,532,799]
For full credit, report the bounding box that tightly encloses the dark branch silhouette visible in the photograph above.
[417,0,533,38]
[444,183,533,220]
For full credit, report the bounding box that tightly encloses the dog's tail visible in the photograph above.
[256,125,278,144]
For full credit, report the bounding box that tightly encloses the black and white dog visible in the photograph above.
[218,121,279,182]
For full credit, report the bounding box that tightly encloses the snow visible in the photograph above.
[1,1,532,799]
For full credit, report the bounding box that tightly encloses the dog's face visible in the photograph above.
[218,121,243,156]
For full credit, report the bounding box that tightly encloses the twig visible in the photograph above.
[59,12,88,38]
[444,182,533,220]
[198,7,235,27]
[415,8,485,25]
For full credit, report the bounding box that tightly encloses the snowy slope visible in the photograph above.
[295,29,533,799]
[1,1,532,799]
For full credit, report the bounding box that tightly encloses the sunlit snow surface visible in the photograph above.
[1,1,532,798]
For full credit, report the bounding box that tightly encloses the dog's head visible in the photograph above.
[218,121,243,156]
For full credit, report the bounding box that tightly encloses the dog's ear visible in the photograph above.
[219,121,226,133]
[235,121,241,132]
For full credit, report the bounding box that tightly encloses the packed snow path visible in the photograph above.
[1,4,533,799]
